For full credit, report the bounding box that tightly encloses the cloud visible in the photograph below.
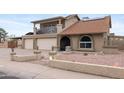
[0,19,32,36]
[8,29,32,36]
[0,19,30,27]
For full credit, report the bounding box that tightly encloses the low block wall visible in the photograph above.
[118,45,124,50]
[0,42,8,48]
[49,59,124,78]
[103,46,119,54]
[13,55,37,62]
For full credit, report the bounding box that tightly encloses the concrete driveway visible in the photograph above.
[0,48,110,79]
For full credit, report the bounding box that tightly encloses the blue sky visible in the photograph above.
[0,14,124,36]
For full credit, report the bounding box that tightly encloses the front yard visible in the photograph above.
[0,48,109,79]
[55,51,124,67]
[1,48,123,68]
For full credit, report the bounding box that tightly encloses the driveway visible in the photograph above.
[0,48,110,79]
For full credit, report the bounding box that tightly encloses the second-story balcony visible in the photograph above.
[36,26,57,34]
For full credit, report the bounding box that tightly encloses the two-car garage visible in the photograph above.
[24,37,57,50]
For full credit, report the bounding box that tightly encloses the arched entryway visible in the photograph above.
[60,36,70,51]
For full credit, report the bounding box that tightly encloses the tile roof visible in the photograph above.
[59,16,111,35]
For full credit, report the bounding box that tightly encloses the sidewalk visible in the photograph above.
[0,48,110,79]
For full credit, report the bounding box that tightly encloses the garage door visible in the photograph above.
[37,38,57,50]
[25,39,33,49]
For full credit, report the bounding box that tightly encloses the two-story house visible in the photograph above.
[22,14,112,52]
[22,14,80,50]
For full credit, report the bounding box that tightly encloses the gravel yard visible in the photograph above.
[0,48,109,79]
[55,51,124,67]
[2,48,123,68]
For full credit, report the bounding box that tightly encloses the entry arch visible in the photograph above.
[60,36,71,51]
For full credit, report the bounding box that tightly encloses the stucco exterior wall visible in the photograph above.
[67,34,104,52]
[108,36,124,46]
[23,33,104,51]
[93,34,104,51]
[103,46,119,54]
[64,16,79,29]
[70,35,79,50]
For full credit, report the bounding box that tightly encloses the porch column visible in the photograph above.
[33,24,37,49]
[57,35,61,51]
[58,19,61,24]
[33,23,37,35]
[22,37,25,49]
[33,38,37,49]
[109,37,113,46]
[57,19,62,33]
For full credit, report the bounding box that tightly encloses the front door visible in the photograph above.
[60,36,70,51]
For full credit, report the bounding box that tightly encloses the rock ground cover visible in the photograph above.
[1,48,123,67]
[0,48,113,78]
[55,51,123,67]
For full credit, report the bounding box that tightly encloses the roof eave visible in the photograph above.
[59,32,106,36]
[31,16,65,24]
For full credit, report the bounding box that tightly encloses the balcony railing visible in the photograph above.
[36,26,57,34]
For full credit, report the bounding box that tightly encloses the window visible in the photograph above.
[80,36,92,48]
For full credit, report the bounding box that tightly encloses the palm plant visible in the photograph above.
[0,28,8,43]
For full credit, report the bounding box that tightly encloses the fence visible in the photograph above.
[0,42,8,48]
[8,40,17,48]
[106,36,124,50]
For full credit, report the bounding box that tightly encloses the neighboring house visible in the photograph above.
[22,14,124,52]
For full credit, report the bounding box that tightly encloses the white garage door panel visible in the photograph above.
[25,39,33,49]
[37,38,57,50]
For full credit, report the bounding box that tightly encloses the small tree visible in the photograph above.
[0,28,8,43]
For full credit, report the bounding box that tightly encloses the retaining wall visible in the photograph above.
[49,59,124,78]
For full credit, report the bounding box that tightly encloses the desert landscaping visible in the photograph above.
[55,51,123,67]
[0,47,124,78]
[0,48,112,79]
